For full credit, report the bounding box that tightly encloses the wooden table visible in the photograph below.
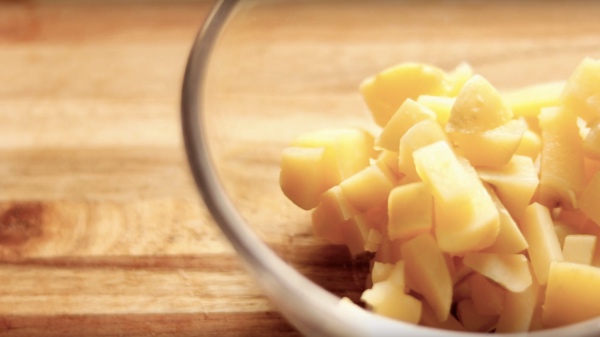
[0,1,300,336]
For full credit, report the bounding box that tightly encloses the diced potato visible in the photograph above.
[457,299,498,333]
[420,301,465,331]
[452,119,528,168]
[446,75,513,134]
[360,63,448,127]
[579,171,600,226]
[452,257,474,285]
[478,155,539,220]
[387,182,432,240]
[370,261,393,285]
[342,215,371,256]
[401,233,452,322]
[340,164,396,212]
[416,95,455,125]
[361,280,422,324]
[583,122,600,160]
[468,273,506,316]
[291,128,375,182]
[280,146,331,210]
[520,203,564,285]
[483,188,529,254]
[503,81,565,118]
[376,99,437,151]
[414,141,499,253]
[515,129,542,160]
[386,260,407,289]
[561,57,600,123]
[311,186,355,244]
[553,221,581,247]
[398,120,448,182]
[463,252,532,292]
[445,62,474,97]
[538,106,585,209]
[364,228,383,253]
[562,234,597,265]
[374,150,401,179]
[496,265,541,333]
[543,261,600,328]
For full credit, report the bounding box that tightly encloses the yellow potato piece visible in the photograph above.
[311,186,355,244]
[291,128,375,182]
[387,182,432,241]
[457,299,498,333]
[538,106,585,209]
[562,234,597,265]
[364,228,383,253]
[370,261,393,285]
[521,203,564,285]
[553,221,581,248]
[401,233,452,322]
[451,118,527,168]
[280,146,331,210]
[463,252,532,292]
[543,261,600,328]
[398,119,448,182]
[361,280,422,324]
[482,188,529,254]
[515,129,542,160]
[446,74,513,134]
[360,63,448,127]
[468,273,506,316]
[376,99,437,151]
[496,263,541,333]
[374,150,401,179]
[584,122,600,160]
[414,141,499,253]
[339,164,396,212]
[503,81,565,118]
[416,95,455,125]
[342,215,371,256]
[561,57,600,123]
[445,62,474,97]
[420,301,465,331]
[478,155,539,220]
[580,172,600,227]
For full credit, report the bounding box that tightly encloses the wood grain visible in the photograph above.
[2,0,600,336]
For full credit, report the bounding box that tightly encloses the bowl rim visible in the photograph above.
[180,1,600,336]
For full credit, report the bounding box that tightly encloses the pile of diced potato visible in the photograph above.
[279,58,600,333]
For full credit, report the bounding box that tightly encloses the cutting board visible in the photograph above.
[2,1,600,336]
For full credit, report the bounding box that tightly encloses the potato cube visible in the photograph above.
[496,266,541,333]
[364,228,383,253]
[583,122,600,160]
[561,57,600,123]
[446,75,513,134]
[543,261,600,328]
[290,128,375,182]
[580,171,600,226]
[562,234,597,265]
[401,233,452,322]
[280,146,331,210]
[553,221,581,248]
[376,99,437,151]
[451,119,527,168]
[370,261,393,285]
[538,106,585,209]
[482,188,528,254]
[420,301,465,331]
[342,215,371,256]
[311,186,356,244]
[387,182,432,240]
[503,81,565,118]
[520,203,564,285]
[445,62,474,97]
[515,129,542,160]
[463,252,532,292]
[361,280,422,324]
[468,273,506,316]
[398,120,448,182]
[374,150,401,179]
[360,63,448,127]
[416,95,455,125]
[340,164,396,212]
[414,141,499,253]
[478,155,539,220]
[457,299,498,333]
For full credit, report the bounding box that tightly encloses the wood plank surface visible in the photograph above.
[2,1,600,336]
